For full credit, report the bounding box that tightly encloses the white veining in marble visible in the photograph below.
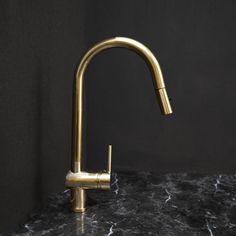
[106,222,116,236]
[165,189,172,203]
[206,220,214,236]
[111,173,119,195]
[214,174,222,192]
[24,224,33,233]
[10,172,236,236]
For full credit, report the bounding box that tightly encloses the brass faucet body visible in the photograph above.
[65,37,172,213]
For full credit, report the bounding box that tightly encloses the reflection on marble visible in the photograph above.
[7,172,236,235]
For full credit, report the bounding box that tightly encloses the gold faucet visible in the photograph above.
[65,37,172,213]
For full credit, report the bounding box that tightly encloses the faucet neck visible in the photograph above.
[73,37,172,172]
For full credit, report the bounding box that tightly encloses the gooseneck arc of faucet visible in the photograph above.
[65,37,173,213]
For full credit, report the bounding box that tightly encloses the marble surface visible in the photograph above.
[7,171,236,236]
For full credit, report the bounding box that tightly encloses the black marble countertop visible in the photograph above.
[7,171,236,236]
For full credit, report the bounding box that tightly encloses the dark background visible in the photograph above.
[0,0,235,233]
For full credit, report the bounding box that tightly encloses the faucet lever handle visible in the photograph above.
[107,144,112,174]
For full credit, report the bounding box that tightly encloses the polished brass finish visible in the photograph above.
[65,37,172,213]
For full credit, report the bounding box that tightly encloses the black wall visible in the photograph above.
[0,0,235,233]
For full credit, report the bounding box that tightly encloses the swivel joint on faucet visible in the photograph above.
[65,37,172,213]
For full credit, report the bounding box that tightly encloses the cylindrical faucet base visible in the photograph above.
[71,188,86,213]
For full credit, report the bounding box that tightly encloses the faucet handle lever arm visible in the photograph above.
[107,144,112,174]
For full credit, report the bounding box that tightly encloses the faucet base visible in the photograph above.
[71,188,86,213]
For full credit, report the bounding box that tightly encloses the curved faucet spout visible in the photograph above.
[74,37,172,172]
[68,37,173,212]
